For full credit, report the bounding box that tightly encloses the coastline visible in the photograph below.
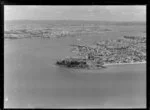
[104,61,146,66]
[56,61,146,70]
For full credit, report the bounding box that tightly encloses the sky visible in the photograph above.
[4,5,146,22]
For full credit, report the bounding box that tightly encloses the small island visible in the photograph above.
[56,36,146,69]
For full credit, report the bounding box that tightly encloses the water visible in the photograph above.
[4,20,146,45]
[4,20,146,108]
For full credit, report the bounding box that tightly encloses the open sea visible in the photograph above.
[4,20,146,108]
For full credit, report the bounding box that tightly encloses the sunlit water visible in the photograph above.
[4,21,146,108]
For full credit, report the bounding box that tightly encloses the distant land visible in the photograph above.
[5,20,146,26]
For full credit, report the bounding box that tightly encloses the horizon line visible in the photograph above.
[4,19,146,22]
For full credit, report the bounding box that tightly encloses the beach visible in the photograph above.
[104,61,146,66]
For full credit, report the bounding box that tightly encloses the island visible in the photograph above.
[56,36,146,69]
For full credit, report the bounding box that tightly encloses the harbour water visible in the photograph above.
[4,21,146,108]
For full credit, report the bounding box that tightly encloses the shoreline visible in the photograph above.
[56,61,146,70]
[104,61,146,66]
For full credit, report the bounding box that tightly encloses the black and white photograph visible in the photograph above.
[4,5,146,108]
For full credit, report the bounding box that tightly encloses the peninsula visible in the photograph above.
[56,36,146,69]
